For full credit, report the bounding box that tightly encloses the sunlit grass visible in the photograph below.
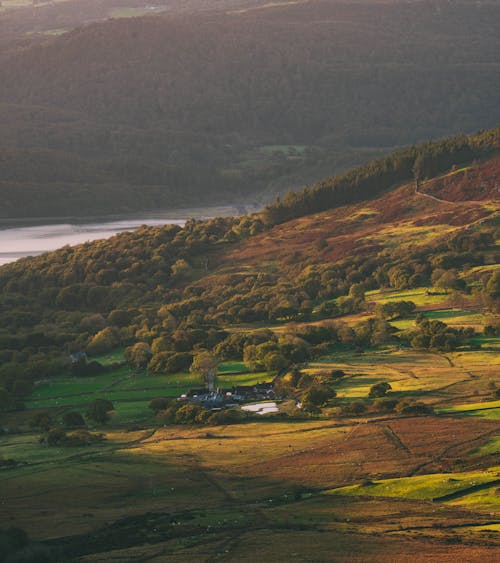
[391,309,490,331]
[365,287,448,307]
[474,435,500,456]
[218,361,249,373]
[308,348,472,401]
[125,420,350,473]
[91,348,126,365]
[369,222,455,249]
[448,487,500,512]
[325,468,500,501]
[439,400,500,420]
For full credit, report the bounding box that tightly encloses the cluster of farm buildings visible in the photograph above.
[178,382,275,409]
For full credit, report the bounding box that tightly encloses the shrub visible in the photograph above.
[371,398,398,413]
[157,404,181,424]
[29,412,53,431]
[396,400,434,415]
[86,398,114,424]
[368,382,392,398]
[341,401,366,415]
[61,411,85,428]
[46,428,103,447]
[208,408,247,425]
[149,397,171,413]
[301,385,334,410]
[174,403,203,424]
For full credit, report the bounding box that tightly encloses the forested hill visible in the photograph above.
[0,127,498,410]
[264,127,500,224]
[1,0,500,218]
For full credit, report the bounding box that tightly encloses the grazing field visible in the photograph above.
[4,300,499,560]
[1,412,498,560]
[307,348,481,405]
[25,364,273,423]
[440,400,500,420]
[326,468,500,502]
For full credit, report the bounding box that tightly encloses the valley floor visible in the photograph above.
[2,344,499,561]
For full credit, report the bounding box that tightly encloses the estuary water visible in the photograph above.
[0,206,240,266]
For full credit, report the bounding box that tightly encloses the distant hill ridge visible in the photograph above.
[0,0,499,218]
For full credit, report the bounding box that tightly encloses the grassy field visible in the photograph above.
[307,347,474,404]
[1,413,498,560]
[439,400,500,420]
[25,364,273,422]
[90,348,126,365]
[2,361,499,561]
[9,303,498,560]
[366,287,450,307]
[326,468,499,502]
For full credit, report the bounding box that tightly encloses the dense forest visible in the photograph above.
[1,0,499,217]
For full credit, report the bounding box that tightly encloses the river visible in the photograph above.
[0,206,241,267]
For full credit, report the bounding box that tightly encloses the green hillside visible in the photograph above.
[0,128,498,560]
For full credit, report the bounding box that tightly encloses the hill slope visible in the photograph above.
[0,131,499,561]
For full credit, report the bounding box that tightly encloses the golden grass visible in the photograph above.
[368,222,456,249]
[325,467,499,501]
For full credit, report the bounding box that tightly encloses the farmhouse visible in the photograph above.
[179,382,275,408]
[69,351,88,363]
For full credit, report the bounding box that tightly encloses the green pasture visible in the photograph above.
[90,348,126,365]
[29,367,131,400]
[448,487,500,512]
[29,375,124,404]
[25,364,273,419]
[325,468,500,502]
[112,400,155,424]
[390,308,489,331]
[439,400,500,420]
[92,370,271,395]
[365,287,449,307]
[0,433,97,465]
[474,435,500,457]
[218,361,249,373]
[305,346,488,406]
[469,335,500,349]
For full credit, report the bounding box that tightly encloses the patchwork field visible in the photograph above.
[26,364,272,424]
[1,416,498,561]
[1,341,499,561]
[2,270,498,561]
